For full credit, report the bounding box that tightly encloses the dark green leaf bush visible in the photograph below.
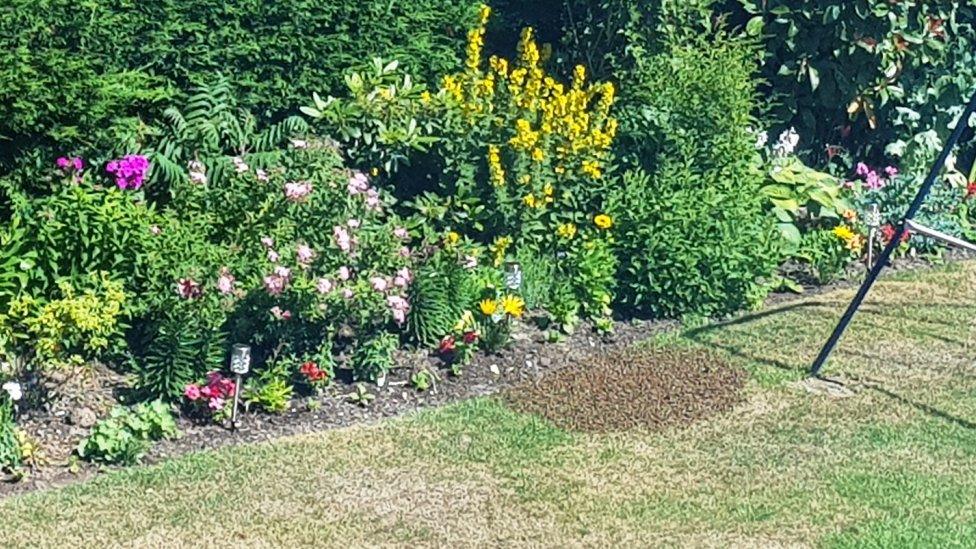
[609,28,779,318]
[727,1,976,176]
[0,0,479,158]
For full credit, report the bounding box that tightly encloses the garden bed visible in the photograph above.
[1,315,671,497]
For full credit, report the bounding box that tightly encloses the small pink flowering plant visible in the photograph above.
[184,372,237,422]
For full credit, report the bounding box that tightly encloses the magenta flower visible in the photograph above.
[856,162,871,177]
[106,154,149,190]
[884,166,899,177]
[56,156,84,173]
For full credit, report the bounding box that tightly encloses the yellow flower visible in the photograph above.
[487,145,505,186]
[832,225,855,241]
[446,231,461,245]
[420,91,432,104]
[479,299,498,316]
[846,234,865,253]
[531,147,545,162]
[556,222,577,239]
[543,183,554,197]
[594,214,613,230]
[370,167,380,177]
[522,194,537,208]
[500,295,525,318]
[582,159,602,178]
[478,4,491,24]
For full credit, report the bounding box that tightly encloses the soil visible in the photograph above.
[503,348,746,433]
[1,316,673,497]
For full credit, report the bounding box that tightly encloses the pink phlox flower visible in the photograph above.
[316,278,334,294]
[296,244,315,266]
[216,268,235,295]
[338,266,351,281]
[284,180,313,202]
[370,276,390,293]
[348,172,370,195]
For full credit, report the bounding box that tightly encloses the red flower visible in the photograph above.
[966,181,976,200]
[438,336,456,354]
[462,331,478,345]
[300,362,328,382]
[880,224,911,244]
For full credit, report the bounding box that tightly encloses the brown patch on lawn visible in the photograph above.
[504,348,746,433]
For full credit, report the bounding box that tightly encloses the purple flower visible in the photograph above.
[856,162,871,177]
[865,171,885,190]
[884,166,899,177]
[107,155,149,190]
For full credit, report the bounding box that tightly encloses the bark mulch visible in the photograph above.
[504,347,747,433]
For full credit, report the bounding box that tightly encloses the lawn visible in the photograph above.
[1,262,975,547]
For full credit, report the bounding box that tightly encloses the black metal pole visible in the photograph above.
[810,89,976,377]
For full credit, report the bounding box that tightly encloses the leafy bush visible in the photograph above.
[609,29,779,318]
[351,332,399,382]
[0,0,479,158]
[77,400,179,465]
[729,1,976,178]
[13,273,128,368]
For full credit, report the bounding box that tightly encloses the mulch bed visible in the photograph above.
[1,316,673,497]
[504,348,746,433]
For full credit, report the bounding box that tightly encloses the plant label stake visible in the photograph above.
[504,261,522,291]
[865,202,881,270]
[229,344,251,430]
[810,89,976,377]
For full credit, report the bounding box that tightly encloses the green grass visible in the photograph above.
[2,263,976,547]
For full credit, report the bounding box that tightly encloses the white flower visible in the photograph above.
[2,381,22,402]
[754,130,769,150]
[772,127,800,158]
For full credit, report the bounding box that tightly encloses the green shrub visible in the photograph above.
[0,0,479,158]
[609,30,779,318]
[406,249,479,348]
[351,332,398,382]
[727,1,976,176]
[77,400,179,465]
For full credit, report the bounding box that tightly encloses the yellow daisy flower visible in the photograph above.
[594,214,613,230]
[479,299,498,316]
[500,295,525,318]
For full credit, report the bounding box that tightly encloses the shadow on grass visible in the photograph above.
[862,382,976,431]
